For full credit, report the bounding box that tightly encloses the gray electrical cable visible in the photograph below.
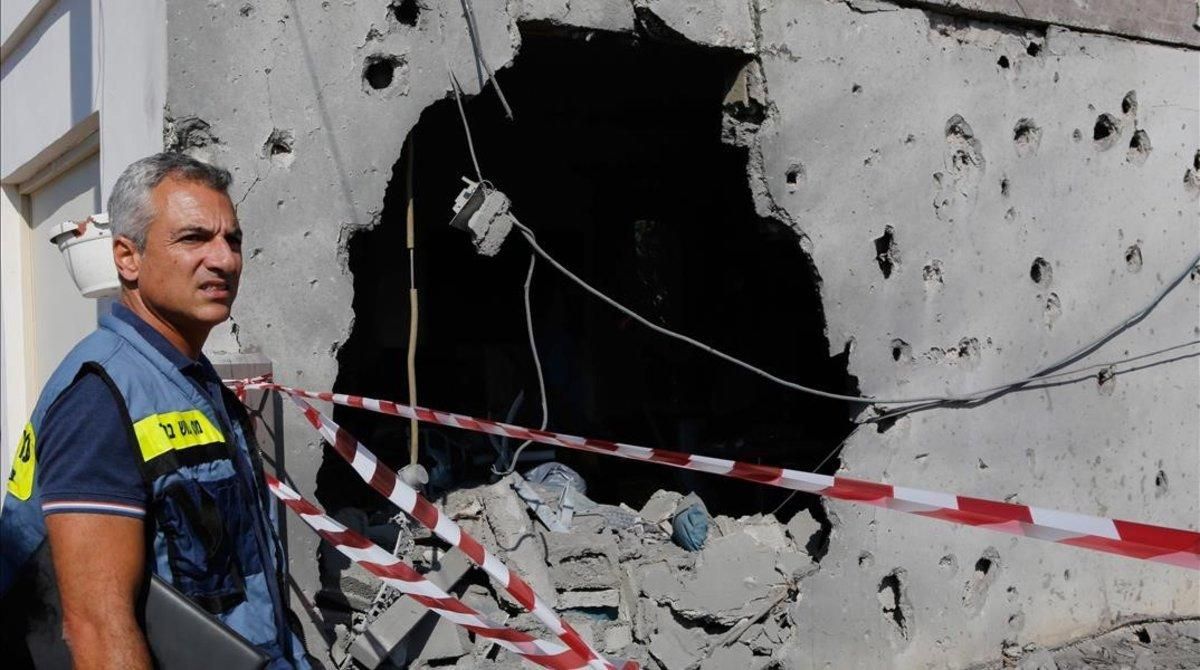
[495,253,549,476]
[458,0,513,119]
[447,69,484,183]
[513,220,1199,408]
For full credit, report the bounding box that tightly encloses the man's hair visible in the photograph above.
[107,152,232,250]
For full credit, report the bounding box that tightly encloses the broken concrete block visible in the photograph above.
[545,531,619,592]
[785,508,822,550]
[648,605,707,670]
[350,550,473,668]
[639,489,683,527]
[558,588,620,610]
[698,641,755,670]
[1019,650,1059,670]
[480,476,558,609]
[739,515,792,552]
[603,622,634,653]
[640,532,789,626]
[633,596,657,644]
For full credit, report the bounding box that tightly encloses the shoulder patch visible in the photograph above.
[6,423,36,501]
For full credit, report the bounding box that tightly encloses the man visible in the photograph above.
[0,153,309,669]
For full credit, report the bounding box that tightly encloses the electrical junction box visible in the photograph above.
[448,179,515,257]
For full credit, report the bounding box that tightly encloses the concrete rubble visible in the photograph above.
[321,473,824,669]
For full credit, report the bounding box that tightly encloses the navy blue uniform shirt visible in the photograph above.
[37,304,236,519]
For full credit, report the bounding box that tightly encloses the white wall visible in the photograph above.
[0,0,165,504]
[28,153,103,389]
[0,0,99,182]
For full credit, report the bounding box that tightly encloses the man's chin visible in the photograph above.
[192,302,233,327]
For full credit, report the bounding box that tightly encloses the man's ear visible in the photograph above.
[112,236,141,284]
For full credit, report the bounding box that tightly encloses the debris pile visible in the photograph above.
[319,468,824,669]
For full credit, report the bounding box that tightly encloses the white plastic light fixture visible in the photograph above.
[49,213,120,298]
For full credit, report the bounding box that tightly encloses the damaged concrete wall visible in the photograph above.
[753,2,1198,667]
[165,0,1198,667]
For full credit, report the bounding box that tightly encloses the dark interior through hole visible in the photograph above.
[363,57,396,90]
[322,28,857,520]
[390,0,420,26]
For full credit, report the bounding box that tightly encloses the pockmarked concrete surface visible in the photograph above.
[167,0,1199,667]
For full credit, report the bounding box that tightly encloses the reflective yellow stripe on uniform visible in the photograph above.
[133,410,225,462]
[6,423,37,501]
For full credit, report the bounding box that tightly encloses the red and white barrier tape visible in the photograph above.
[281,393,619,670]
[265,473,594,670]
[239,382,1200,570]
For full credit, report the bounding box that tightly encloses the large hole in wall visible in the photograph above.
[320,29,857,521]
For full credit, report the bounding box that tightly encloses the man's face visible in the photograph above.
[131,177,242,331]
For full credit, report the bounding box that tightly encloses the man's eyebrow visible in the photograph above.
[171,225,213,238]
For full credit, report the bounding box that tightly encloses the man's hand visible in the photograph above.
[45,513,151,670]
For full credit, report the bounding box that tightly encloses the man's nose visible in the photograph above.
[206,237,240,274]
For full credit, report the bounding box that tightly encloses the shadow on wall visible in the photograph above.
[320,27,859,520]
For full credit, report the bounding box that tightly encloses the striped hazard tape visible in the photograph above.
[265,473,597,670]
[239,381,1200,570]
[282,393,620,670]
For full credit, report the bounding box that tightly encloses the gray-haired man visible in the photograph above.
[1,153,309,668]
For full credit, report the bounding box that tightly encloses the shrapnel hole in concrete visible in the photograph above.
[1013,118,1041,157]
[996,55,1009,69]
[1030,257,1051,285]
[1155,469,1168,495]
[874,225,899,278]
[785,162,805,189]
[1125,243,1143,272]
[326,28,857,521]
[1025,41,1041,56]
[1127,129,1152,164]
[1093,113,1120,149]
[363,54,400,90]
[877,570,910,640]
[389,0,420,27]
[1121,90,1138,116]
[1135,627,1151,644]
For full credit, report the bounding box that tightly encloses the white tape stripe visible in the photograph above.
[482,554,510,586]
[389,484,417,515]
[337,545,398,567]
[301,514,348,534]
[686,455,734,475]
[349,444,380,482]
[892,486,959,510]
[1029,506,1121,540]
[533,601,566,635]
[616,444,653,459]
[362,398,382,413]
[434,513,461,546]
[779,470,834,492]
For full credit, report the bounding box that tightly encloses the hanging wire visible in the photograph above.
[512,219,1199,408]
[458,0,513,119]
[494,253,549,476]
[447,68,484,183]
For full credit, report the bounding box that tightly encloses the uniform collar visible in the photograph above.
[110,303,204,374]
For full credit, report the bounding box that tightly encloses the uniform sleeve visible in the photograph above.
[36,373,150,519]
